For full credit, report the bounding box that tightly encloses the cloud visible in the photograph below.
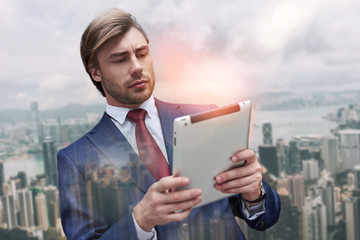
[38,75,72,91]
[9,91,30,100]
[0,0,359,110]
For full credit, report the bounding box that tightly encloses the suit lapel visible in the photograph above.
[87,101,185,192]
[155,98,184,172]
[87,113,155,192]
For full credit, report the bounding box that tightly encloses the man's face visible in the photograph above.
[90,27,155,108]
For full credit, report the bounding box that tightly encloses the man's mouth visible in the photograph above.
[128,80,147,89]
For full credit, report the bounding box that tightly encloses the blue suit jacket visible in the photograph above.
[57,99,280,240]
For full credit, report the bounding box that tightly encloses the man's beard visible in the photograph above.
[101,74,154,105]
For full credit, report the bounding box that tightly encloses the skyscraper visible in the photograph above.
[42,136,58,187]
[345,196,360,240]
[0,160,4,196]
[1,194,17,229]
[339,129,360,171]
[262,121,273,145]
[35,192,49,230]
[18,189,35,228]
[9,179,21,200]
[259,145,280,177]
[302,195,328,240]
[302,159,320,180]
[289,174,305,210]
[46,186,60,227]
[17,171,28,189]
[276,138,290,174]
[322,136,340,174]
[354,165,360,190]
[272,188,302,240]
[30,101,42,145]
[289,140,301,174]
[318,180,336,227]
[348,172,355,190]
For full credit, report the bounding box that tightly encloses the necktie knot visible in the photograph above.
[127,109,147,123]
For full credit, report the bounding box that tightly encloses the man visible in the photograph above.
[57,8,280,240]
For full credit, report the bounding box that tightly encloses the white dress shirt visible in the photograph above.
[106,96,168,163]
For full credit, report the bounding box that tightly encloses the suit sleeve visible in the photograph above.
[229,180,281,231]
[57,149,138,240]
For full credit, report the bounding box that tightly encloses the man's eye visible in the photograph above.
[137,51,148,58]
[115,57,128,63]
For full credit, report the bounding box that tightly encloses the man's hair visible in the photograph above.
[80,8,149,96]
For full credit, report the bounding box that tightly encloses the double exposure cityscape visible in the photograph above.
[1,96,360,239]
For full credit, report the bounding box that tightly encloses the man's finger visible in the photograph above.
[215,163,260,184]
[162,188,202,204]
[231,149,256,164]
[165,196,202,217]
[216,181,260,195]
[166,208,193,222]
[214,175,254,191]
[154,176,190,192]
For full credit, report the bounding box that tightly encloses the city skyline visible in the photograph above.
[1,99,360,239]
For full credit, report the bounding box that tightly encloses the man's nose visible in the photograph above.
[130,57,143,77]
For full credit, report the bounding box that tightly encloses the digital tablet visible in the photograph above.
[172,100,252,208]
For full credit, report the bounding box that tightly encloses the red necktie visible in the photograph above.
[127,109,170,181]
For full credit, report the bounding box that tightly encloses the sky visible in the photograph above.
[0,0,359,110]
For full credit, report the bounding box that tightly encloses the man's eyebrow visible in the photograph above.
[109,51,129,59]
[136,45,149,52]
[108,45,149,59]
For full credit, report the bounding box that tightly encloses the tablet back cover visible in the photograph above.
[172,100,252,207]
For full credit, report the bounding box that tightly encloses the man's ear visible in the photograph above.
[89,65,102,82]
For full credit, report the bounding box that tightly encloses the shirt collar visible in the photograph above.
[105,96,157,125]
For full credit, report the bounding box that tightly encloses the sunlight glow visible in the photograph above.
[272,4,300,31]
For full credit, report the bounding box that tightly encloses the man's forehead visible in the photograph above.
[103,28,148,54]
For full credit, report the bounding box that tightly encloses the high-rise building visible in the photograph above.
[35,192,49,230]
[302,195,327,240]
[289,140,301,174]
[259,145,280,177]
[300,148,311,160]
[272,188,302,240]
[56,117,63,144]
[9,179,21,200]
[289,174,305,210]
[46,186,59,227]
[18,189,35,228]
[278,174,305,211]
[1,194,17,229]
[262,121,273,145]
[60,124,70,145]
[0,160,4,196]
[17,171,28,189]
[42,136,59,187]
[354,165,360,190]
[348,172,355,190]
[322,136,340,174]
[276,138,290,174]
[344,196,360,240]
[302,159,320,180]
[339,129,360,171]
[30,101,42,145]
[318,180,336,227]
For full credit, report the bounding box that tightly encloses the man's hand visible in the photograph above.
[214,149,263,203]
[133,176,202,232]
